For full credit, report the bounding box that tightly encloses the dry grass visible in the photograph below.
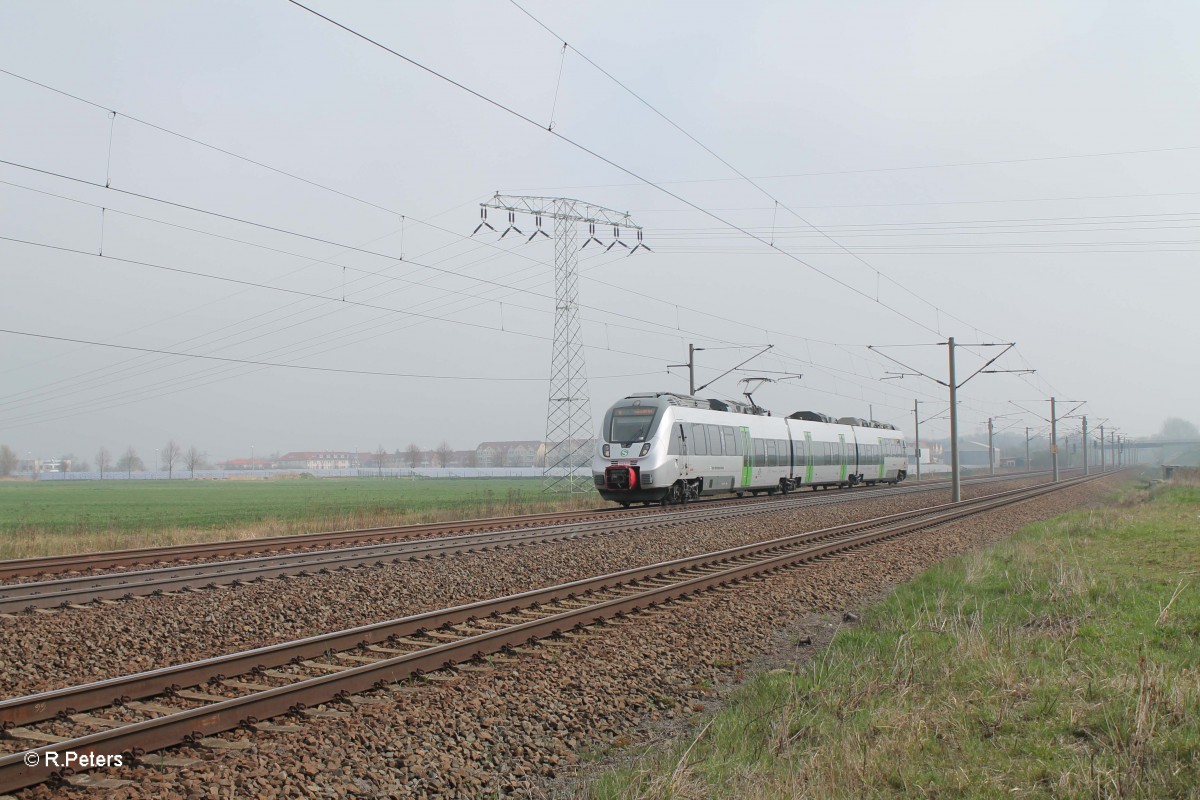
[588,485,1200,799]
[0,479,598,560]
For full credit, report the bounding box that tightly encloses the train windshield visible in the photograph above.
[609,406,660,443]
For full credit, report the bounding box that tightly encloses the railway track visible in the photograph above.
[0,471,1068,613]
[0,472,1107,793]
[0,470,1063,582]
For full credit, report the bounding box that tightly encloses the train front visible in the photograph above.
[592,395,672,505]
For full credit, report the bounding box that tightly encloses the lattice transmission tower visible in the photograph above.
[478,194,646,492]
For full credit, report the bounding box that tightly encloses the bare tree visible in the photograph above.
[375,444,386,477]
[162,440,182,479]
[96,446,112,479]
[117,446,143,478]
[62,455,89,472]
[406,443,422,469]
[0,445,16,477]
[184,446,203,478]
[434,441,452,468]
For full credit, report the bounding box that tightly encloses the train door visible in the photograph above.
[671,422,689,480]
[877,437,886,481]
[740,426,752,487]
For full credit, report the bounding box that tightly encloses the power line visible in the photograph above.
[0,327,660,382]
[510,142,1200,190]
[1,59,1072,402]
[500,0,1064,390]
[286,0,947,338]
[0,49,1063,421]
[0,66,592,284]
[0,173,926,410]
[622,189,1200,213]
[0,161,734,348]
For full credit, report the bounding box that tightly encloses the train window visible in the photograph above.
[793,441,805,465]
[707,425,723,456]
[765,439,776,467]
[778,439,789,467]
[753,439,766,467]
[691,423,708,456]
[609,405,660,444]
[722,426,737,457]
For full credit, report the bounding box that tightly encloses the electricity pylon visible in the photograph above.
[480,194,645,492]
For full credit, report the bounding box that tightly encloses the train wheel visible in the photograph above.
[667,482,685,505]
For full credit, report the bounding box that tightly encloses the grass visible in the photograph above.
[0,477,597,559]
[587,482,1200,799]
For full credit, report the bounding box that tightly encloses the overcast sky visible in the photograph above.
[2,0,1198,463]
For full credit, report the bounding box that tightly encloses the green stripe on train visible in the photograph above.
[804,431,813,484]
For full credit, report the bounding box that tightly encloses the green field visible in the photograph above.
[0,478,594,559]
[589,481,1200,799]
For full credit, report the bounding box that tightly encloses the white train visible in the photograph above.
[593,392,908,506]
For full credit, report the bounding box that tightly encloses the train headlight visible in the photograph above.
[602,444,610,458]
[639,443,651,457]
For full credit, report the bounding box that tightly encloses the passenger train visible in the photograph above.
[593,392,908,506]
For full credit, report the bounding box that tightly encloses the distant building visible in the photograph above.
[277,451,357,470]
[958,440,1000,467]
[476,441,546,468]
[219,458,274,470]
[543,439,597,469]
[913,441,943,465]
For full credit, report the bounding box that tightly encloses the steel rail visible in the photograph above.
[0,471,1061,612]
[0,473,1108,791]
[0,470,1057,581]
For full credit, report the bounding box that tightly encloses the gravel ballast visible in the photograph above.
[4,475,1052,698]
[10,474,1122,799]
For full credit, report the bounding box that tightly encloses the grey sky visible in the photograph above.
[2,0,1197,463]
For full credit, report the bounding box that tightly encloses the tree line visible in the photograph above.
[0,440,207,478]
